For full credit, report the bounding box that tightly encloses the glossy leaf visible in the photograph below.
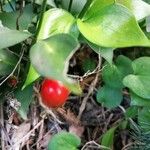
[77,4,150,48]
[0,23,31,49]
[37,8,76,39]
[0,4,35,30]
[138,107,150,132]
[96,86,122,108]
[15,84,33,120]
[30,34,81,94]
[130,92,150,107]
[101,126,117,149]
[48,131,81,150]
[117,0,150,21]
[0,49,18,76]
[123,75,150,99]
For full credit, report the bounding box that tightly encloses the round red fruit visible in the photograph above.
[40,79,70,108]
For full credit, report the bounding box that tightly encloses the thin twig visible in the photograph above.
[81,140,111,150]
[0,45,25,87]
[77,54,102,120]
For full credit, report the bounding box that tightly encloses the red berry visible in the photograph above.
[40,79,70,108]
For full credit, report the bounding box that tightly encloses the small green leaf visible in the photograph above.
[132,57,150,76]
[96,86,122,108]
[0,23,31,49]
[48,131,81,150]
[15,84,33,120]
[30,34,81,94]
[87,41,114,64]
[123,75,150,99]
[82,58,96,72]
[0,4,35,30]
[130,92,150,107]
[77,4,150,48]
[0,49,18,76]
[138,107,150,132]
[101,126,117,149]
[125,106,138,118]
[37,8,76,39]
[22,65,40,89]
[102,64,123,89]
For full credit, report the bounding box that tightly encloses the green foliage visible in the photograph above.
[48,131,81,150]
[15,84,33,120]
[0,49,18,76]
[101,126,117,149]
[30,33,81,94]
[82,58,96,72]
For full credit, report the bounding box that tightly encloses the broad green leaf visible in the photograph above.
[37,8,76,39]
[117,0,150,21]
[48,131,81,150]
[131,92,150,107]
[101,126,117,149]
[96,86,122,108]
[22,65,40,89]
[123,75,150,99]
[132,57,150,76]
[15,84,33,120]
[138,107,150,132]
[0,4,35,30]
[77,4,150,48]
[87,41,114,64]
[83,0,114,20]
[0,49,18,76]
[30,34,81,94]
[0,23,31,49]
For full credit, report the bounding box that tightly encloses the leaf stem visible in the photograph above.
[78,0,93,19]
[68,0,73,12]
[35,0,47,41]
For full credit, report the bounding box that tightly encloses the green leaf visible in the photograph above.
[96,86,122,108]
[22,65,40,89]
[15,84,33,120]
[117,0,150,21]
[37,8,76,39]
[138,107,150,132]
[30,34,81,94]
[132,57,150,76]
[0,4,35,30]
[82,58,96,72]
[125,106,138,118]
[115,55,133,77]
[0,49,18,76]
[83,0,114,20]
[77,4,150,48]
[48,131,81,150]
[87,41,114,64]
[102,64,123,89]
[130,92,150,107]
[123,75,150,99]
[101,126,117,149]
[0,23,31,49]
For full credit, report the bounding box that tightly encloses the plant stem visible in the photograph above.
[78,0,92,19]
[68,0,73,12]
[35,0,47,41]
